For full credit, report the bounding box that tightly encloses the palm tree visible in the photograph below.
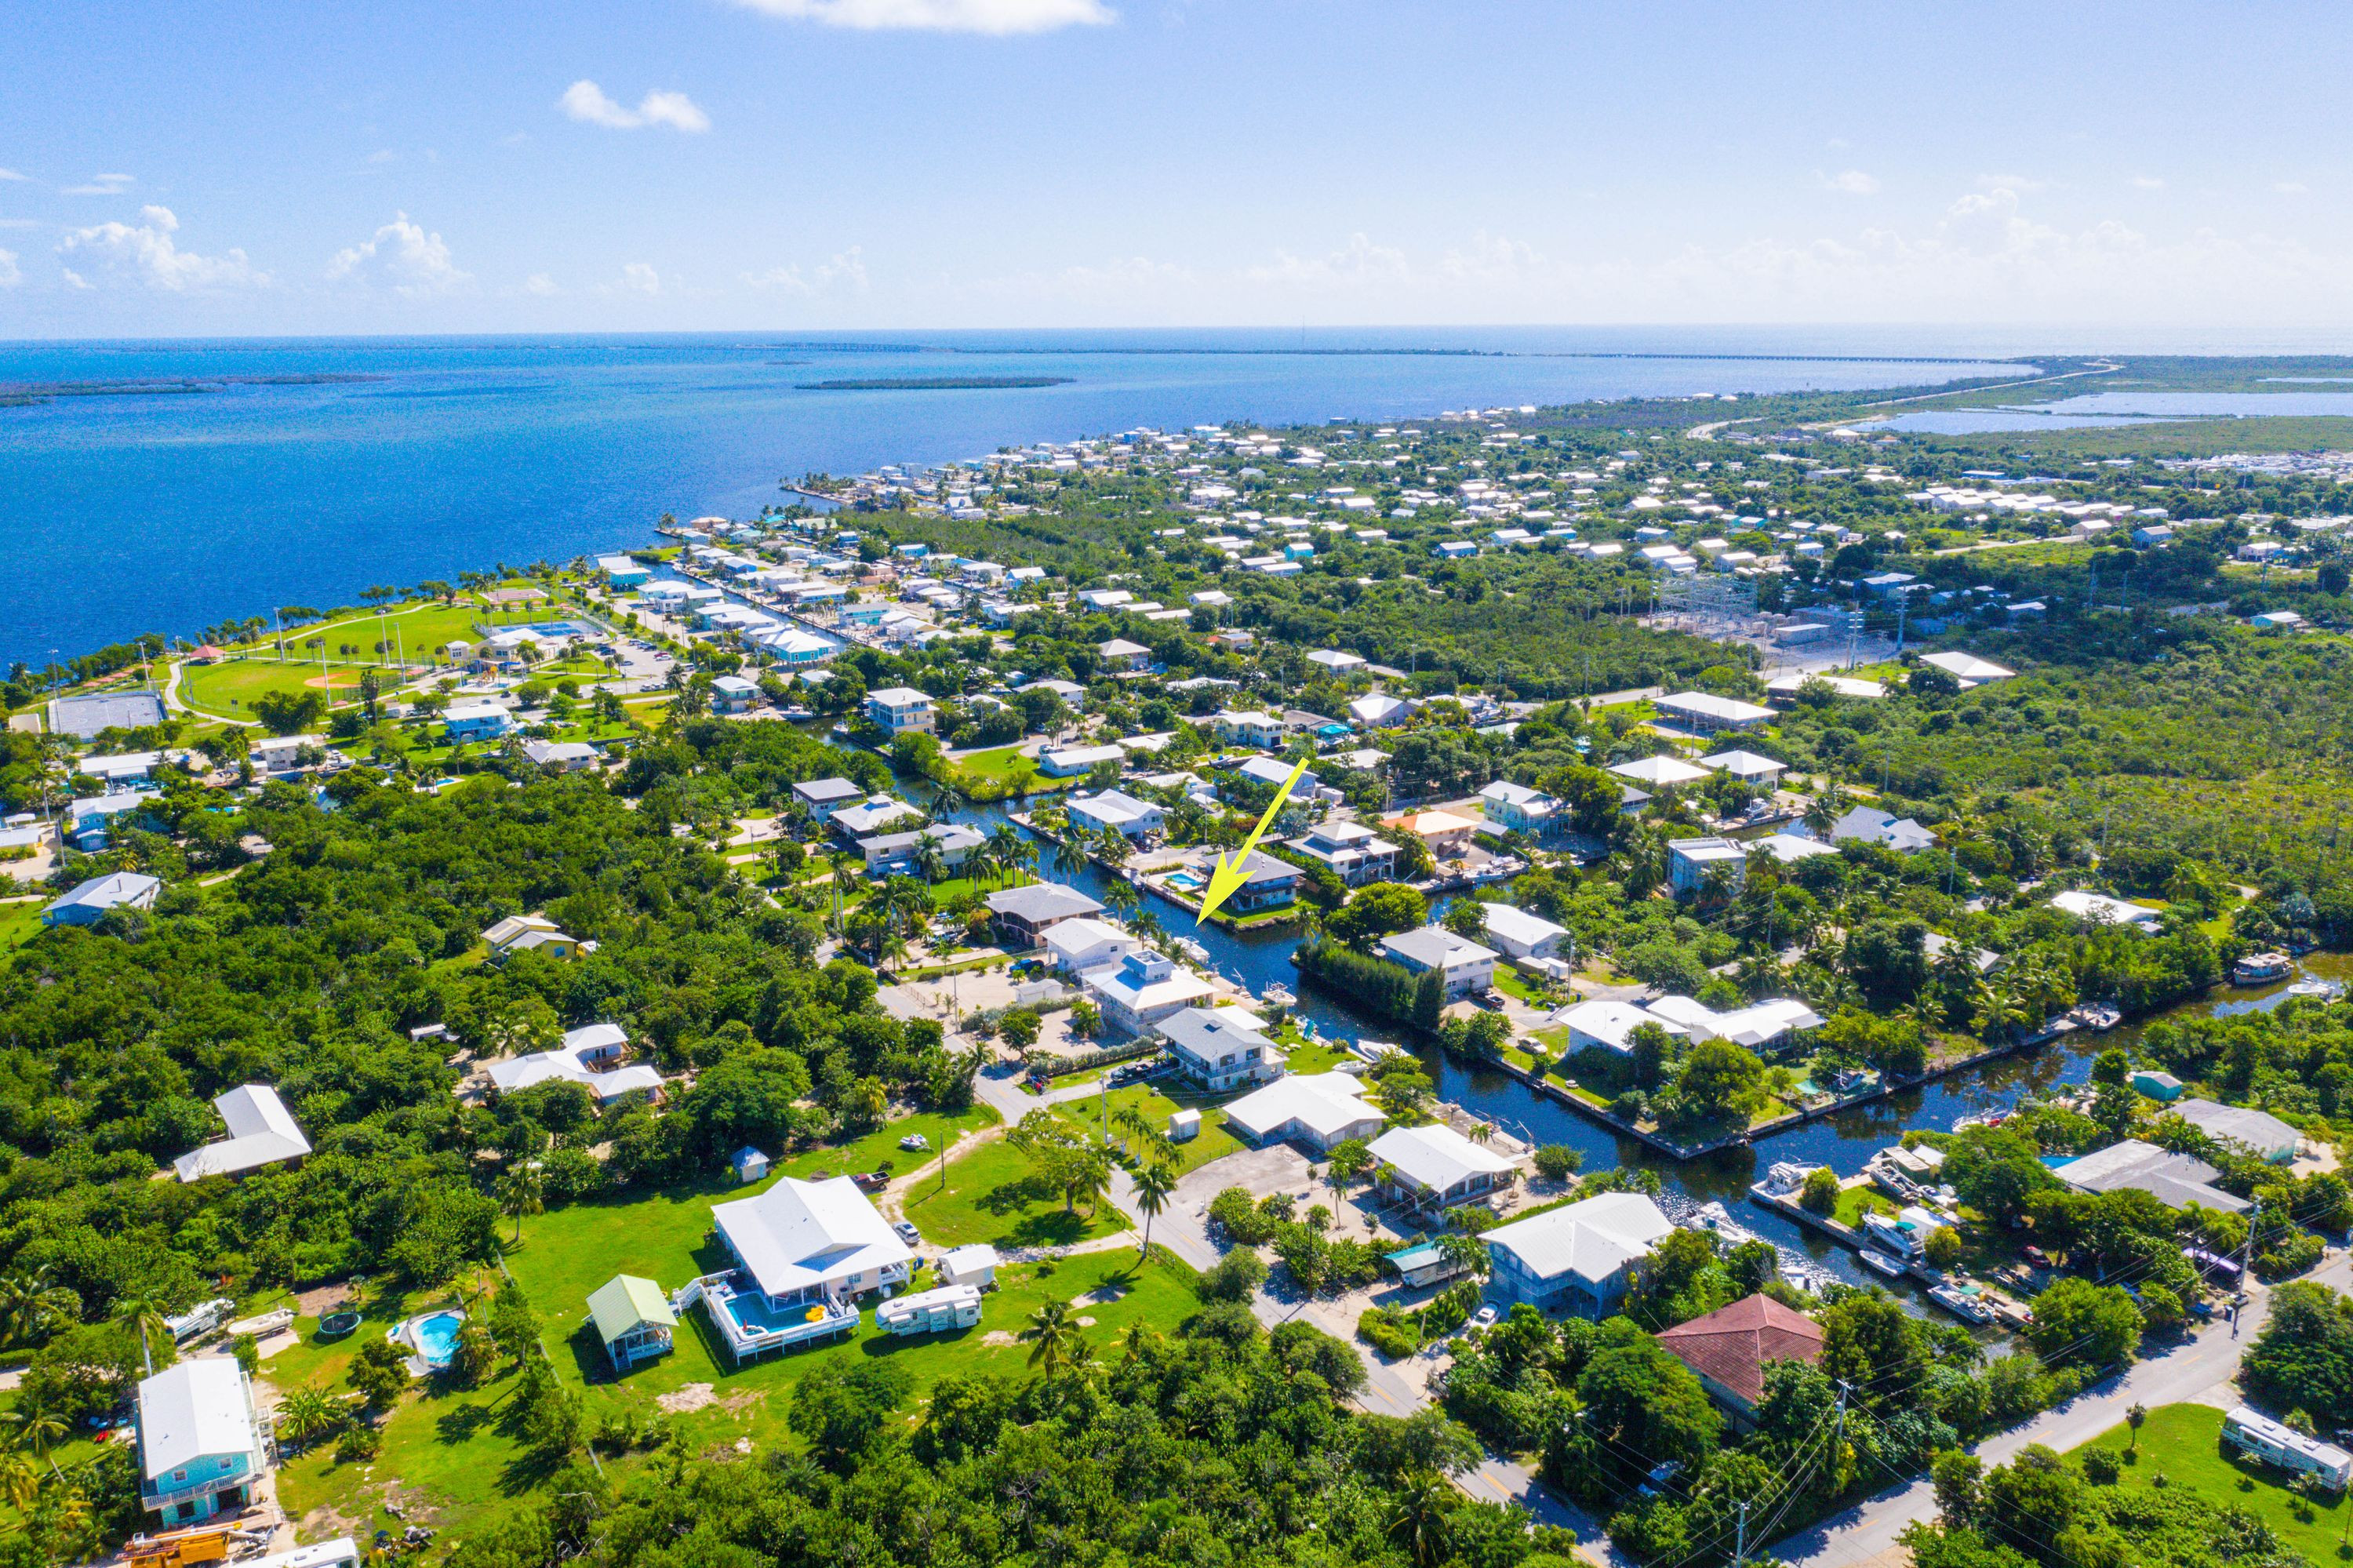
[0,1450,37,1513]
[273,1384,339,1452]
[0,1399,67,1468]
[1385,1472,1454,1568]
[0,1268,53,1346]
[1025,1298,1078,1380]
[912,834,947,887]
[1466,1122,1494,1145]
[1802,784,1843,840]
[987,824,1024,886]
[1096,826,1133,871]
[1436,1233,1490,1282]
[1132,1162,1176,1257]
[498,1162,545,1245]
[1104,878,1141,922]
[1054,831,1092,884]
[929,777,969,821]
[110,1294,172,1376]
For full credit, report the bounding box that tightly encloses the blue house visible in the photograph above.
[442,703,513,743]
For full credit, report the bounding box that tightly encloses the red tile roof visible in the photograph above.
[1656,1293,1824,1409]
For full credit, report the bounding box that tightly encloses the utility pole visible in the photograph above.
[1734,1500,1747,1567]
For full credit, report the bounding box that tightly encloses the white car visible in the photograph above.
[893,1219,922,1245]
[1473,1304,1499,1327]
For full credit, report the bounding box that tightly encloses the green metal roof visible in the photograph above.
[587,1274,676,1343]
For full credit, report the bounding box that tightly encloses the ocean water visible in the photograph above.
[1882,387,2353,435]
[0,329,2028,666]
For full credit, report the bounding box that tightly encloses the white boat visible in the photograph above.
[2233,952,2294,985]
[1176,938,1212,966]
[2288,978,2342,999]
[1931,1285,1998,1323]
[1859,1248,1907,1279]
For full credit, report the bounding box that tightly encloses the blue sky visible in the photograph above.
[2,0,2348,336]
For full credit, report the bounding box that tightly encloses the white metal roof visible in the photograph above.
[711,1175,913,1298]
[1478,903,1567,949]
[1366,1122,1515,1193]
[173,1085,312,1181]
[137,1357,254,1481]
[1483,1192,1675,1285]
[1223,1072,1386,1143]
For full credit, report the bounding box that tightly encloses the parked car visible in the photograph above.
[893,1219,921,1245]
[1472,1304,1498,1327]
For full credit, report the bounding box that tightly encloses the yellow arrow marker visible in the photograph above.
[1197,755,1311,923]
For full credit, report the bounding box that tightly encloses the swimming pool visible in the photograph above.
[725,1292,828,1337]
[1166,871,1206,892]
[409,1309,465,1366]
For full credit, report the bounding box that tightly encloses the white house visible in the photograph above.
[1478,903,1568,962]
[1483,1191,1677,1315]
[2049,889,2162,930]
[1751,832,1839,866]
[520,739,599,773]
[1158,1005,1285,1092]
[173,1085,312,1182]
[986,882,1105,947]
[1559,999,1689,1057]
[1699,749,1787,788]
[1285,820,1402,886]
[1917,650,2016,686]
[1667,837,1747,896]
[711,1175,914,1310]
[864,686,936,737]
[831,796,925,839]
[1086,951,1215,1038]
[1065,788,1165,838]
[1653,692,1773,734]
[1478,780,1561,832]
[1348,694,1413,730]
[1366,1122,1516,1207]
[136,1358,267,1524]
[1306,649,1366,672]
[1041,916,1139,976]
[1608,755,1711,790]
[2170,1098,2303,1162]
[1039,744,1128,778]
[1643,995,1826,1052]
[1221,1071,1387,1151]
[791,777,866,822]
[1097,638,1153,671]
[1377,926,1499,998]
[486,1023,663,1105]
[1214,710,1287,749]
[1831,806,1938,853]
[856,822,984,875]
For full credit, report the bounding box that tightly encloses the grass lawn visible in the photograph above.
[0,900,44,952]
[947,746,1047,788]
[920,870,1035,909]
[903,1137,1127,1249]
[904,951,1016,981]
[1490,967,1545,1004]
[1832,1184,1898,1228]
[1048,1082,1250,1177]
[2071,1402,2351,1561]
[1283,1039,1357,1075]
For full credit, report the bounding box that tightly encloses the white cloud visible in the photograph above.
[0,249,19,288]
[745,246,870,295]
[524,272,559,296]
[558,81,711,133]
[326,213,470,297]
[2129,174,2165,191]
[56,206,267,291]
[60,267,88,290]
[726,0,1112,33]
[1436,231,1541,283]
[620,262,661,294]
[1246,232,1410,289]
[1976,172,2051,193]
[1819,169,1879,196]
[0,168,26,183]
[2275,180,2311,196]
[62,172,134,196]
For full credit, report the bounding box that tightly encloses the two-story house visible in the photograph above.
[864,686,936,737]
[136,1358,268,1525]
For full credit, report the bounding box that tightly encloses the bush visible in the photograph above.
[1358,1307,1419,1360]
[1800,1167,1841,1214]
[1923,1225,1963,1269]
[2081,1447,2122,1486]
[1196,1248,1267,1304]
[1208,1186,1276,1246]
[1532,1144,1584,1182]
[997,1010,1042,1051]
[335,1424,383,1463]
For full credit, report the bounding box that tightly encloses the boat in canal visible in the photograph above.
[2232,951,2294,985]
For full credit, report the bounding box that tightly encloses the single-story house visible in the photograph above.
[587,1275,678,1372]
[1917,651,2016,686]
[1040,744,1128,778]
[1657,1294,1825,1428]
[519,739,598,772]
[42,871,162,927]
[1699,749,1787,788]
[1235,755,1315,793]
[1483,1191,1677,1315]
[2049,890,2162,930]
[1349,694,1414,729]
[2051,1139,2249,1213]
[1643,996,1825,1053]
[173,1085,312,1182]
[486,1024,663,1106]
[831,796,926,839]
[1609,755,1711,790]
[857,822,984,875]
[136,1357,267,1523]
[1560,999,1689,1056]
[1377,926,1499,999]
[1831,806,1939,854]
[1158,1005,1286,1093]
[1478,904,1568,962]
[1653,692,1773,734]
[1366,1122,1516,1208]
[986,882,1105,947]
[1221,1071,1387,1151]
[1751,832,1839,866]
[1307,649,1366,672]
[2170,1099,2302,1162]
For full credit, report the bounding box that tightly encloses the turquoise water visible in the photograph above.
[1883,390,2353,435]
[726,1291,820,1334]
[412,1309,464,1366]
[0,330,2023,665]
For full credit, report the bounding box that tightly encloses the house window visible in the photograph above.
[173,1468,187,1482]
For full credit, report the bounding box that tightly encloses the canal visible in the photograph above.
[951,799,2348,1293]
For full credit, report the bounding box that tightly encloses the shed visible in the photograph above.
[938,1244,1002,1289]
[2130,1070,2185,1103]
[1169,1108,1202,1142]
[587,1275,678,1371]
[732,1146,771,1184]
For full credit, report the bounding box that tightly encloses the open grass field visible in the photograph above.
[2071,1402,2351,1562]
[278,1238,1198,1541]
[902,1136,1128,1250]
[1046,1081,1250,1177]
[0,900,45,952]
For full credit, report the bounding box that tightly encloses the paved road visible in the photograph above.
[1776,1252,2351,1566]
